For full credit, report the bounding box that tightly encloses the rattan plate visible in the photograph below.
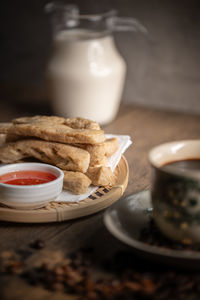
[0,156,129,223]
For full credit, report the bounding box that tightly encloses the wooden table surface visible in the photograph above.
[0,104,200,300]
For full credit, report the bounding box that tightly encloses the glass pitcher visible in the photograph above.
[45,2,146,125]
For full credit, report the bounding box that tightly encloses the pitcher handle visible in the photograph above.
[107,16,147,34]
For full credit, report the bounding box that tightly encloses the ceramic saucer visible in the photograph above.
[104,190,200,269]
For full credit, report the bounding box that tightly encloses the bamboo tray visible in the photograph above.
[0,156,129,223]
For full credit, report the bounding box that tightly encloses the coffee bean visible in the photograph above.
[4,260,24,274]
[139,218,200,251]
[29,239,45,250]
[22,270,39,286]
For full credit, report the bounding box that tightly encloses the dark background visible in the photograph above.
[0,0,200,114]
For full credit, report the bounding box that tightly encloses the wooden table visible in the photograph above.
[0,104,200,300]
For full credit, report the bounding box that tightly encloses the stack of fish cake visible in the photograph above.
[0,116,118,194]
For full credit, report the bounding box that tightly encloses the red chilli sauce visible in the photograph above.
[0,170,57,186]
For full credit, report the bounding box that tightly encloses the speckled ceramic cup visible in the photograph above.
[149,140,200,244]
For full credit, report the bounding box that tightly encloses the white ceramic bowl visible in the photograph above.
[0,163,64,210]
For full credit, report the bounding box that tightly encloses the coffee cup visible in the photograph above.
[148,140,200,244]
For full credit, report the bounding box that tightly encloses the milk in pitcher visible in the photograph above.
[48,29,126,125]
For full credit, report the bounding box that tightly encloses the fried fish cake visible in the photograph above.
[75,138,118,166]
[0,139,90,173]
[13,115,100,130]
[5,123,105,144]
[86,166,116,187]
[63,171,91,194]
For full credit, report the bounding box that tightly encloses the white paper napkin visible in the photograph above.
[56,134,132,203]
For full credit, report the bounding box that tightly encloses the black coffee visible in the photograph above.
[162,159,200,173]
